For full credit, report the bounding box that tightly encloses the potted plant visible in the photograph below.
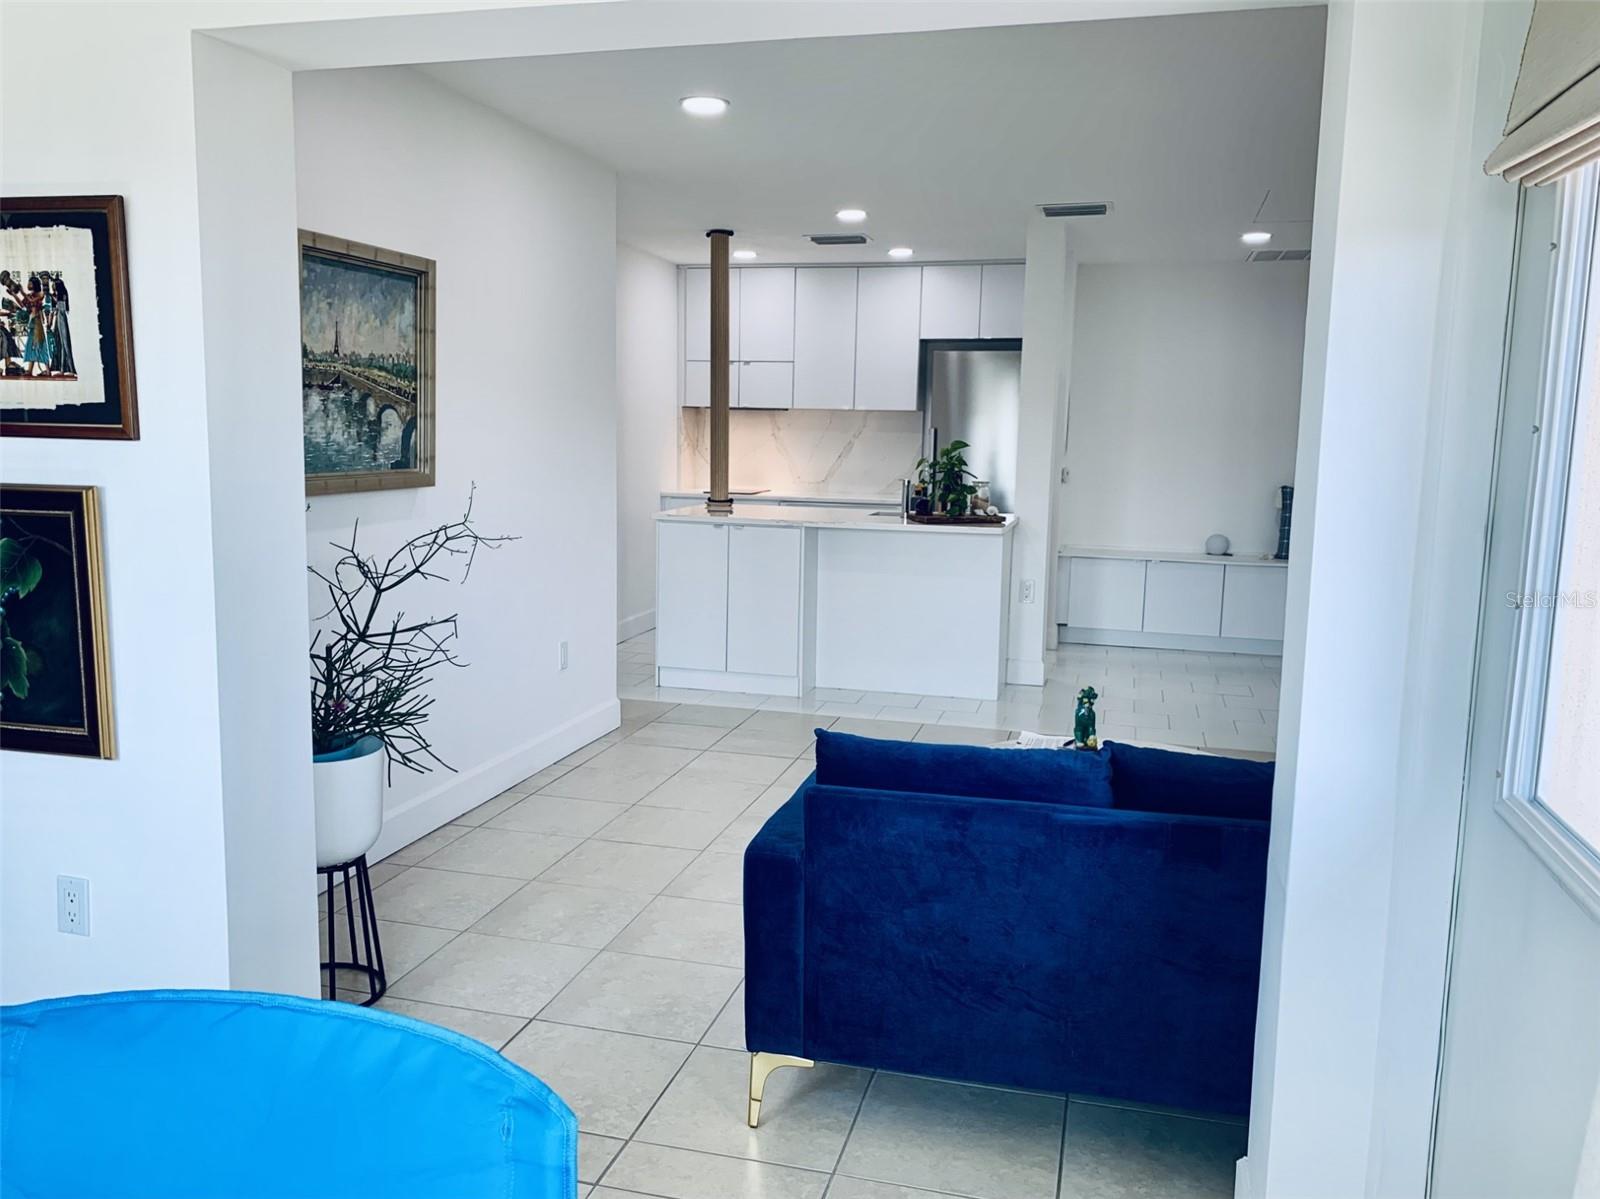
[914,440,978,517]
[308,490,510,868]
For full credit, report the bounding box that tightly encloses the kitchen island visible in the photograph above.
[655,504,1016,701]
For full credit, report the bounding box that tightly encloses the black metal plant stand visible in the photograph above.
[320,854,387,1006]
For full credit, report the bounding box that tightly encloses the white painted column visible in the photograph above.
[1008,214,1077,684]
[194,33,320,995]
[1239,2,1523,1195]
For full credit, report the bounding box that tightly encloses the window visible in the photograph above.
[1500,160,1600,899]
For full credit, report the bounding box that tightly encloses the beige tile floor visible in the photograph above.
[616,632,1282,755]
[325,682,1255,1199]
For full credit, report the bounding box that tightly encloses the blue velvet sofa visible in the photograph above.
[743,733,1272,1120]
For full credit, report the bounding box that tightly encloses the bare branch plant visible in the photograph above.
[309,487,513,777]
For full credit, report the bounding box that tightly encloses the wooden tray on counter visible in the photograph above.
[905,512,1006,526]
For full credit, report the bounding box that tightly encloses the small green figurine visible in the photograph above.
[1073,686,1099,750]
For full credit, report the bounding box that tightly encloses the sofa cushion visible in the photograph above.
[814,730,1114,809]
[1105,741,1273,822]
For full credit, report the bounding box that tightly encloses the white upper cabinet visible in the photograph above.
[979,264,1026,339]
[737,361,793,410]
[738,268,795,361]
[683,359,739,409]
[684,268,740,361]
[854,266,923,411]
[793,268,858,410]
[919,265,982,339]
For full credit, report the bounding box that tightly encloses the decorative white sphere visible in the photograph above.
[1205,533,1231,556]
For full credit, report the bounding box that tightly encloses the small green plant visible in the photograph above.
[914,440,978,516]
[0,536,45,705]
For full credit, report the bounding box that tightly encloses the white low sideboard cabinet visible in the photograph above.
[1057,547,1288,654]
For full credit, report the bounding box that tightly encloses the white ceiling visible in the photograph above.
[420,5,1325,266]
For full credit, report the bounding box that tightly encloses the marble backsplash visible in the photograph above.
[678,408,924,498]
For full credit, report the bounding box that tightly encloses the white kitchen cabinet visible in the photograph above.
[979,264,1025,339]
[656,521,729,671]
[1142,561,1224,636]
[1066,556,1146,631]
[919,265,982,339]
[854,267,923,411]
[793,268,858,410]
[737,361,794,410]
[1221,565,1289,640]
[738,268,795,361]
[726,525,804,676]
[683,359,739,409]
[684,268,740,362]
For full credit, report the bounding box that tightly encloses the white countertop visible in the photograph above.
[661,488,899,506]
[658,503,1016,535]
[1060,544,1287,567]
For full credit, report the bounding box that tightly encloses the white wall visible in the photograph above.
[1,3,238,1003]
[296,67,620,859]
[1061,263,1307,557]
[616,243,678,642]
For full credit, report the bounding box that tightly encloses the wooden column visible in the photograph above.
[706,228,734,515]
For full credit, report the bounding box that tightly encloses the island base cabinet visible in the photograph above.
[657,521,806,690]
[656,522,729,671]
[727,525,804,676]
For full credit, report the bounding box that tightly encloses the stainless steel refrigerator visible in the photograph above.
[921,339,1022,513]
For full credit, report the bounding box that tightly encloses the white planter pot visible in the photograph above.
[312,736,386,869]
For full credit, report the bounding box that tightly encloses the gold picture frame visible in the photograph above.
[0,484,114,758]
[299,230,436,496]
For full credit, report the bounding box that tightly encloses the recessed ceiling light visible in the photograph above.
[836,208,868,223]
[1241,230,1272,246]
[680,95,729,117]
[732,249,757,260]
[887,247,914,259]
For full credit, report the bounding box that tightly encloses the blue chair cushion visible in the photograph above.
[1106,741,1274,822]
[1,989,576,1199]
[814,729,1114,809]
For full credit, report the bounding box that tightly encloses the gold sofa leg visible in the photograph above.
[747,1052,814,1128]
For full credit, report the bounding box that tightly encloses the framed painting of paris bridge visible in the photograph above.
[299,230,436,495]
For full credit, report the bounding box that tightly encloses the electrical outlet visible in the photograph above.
[558,640,569,671]
[57,876,89,936]
[1020,579,1037,604]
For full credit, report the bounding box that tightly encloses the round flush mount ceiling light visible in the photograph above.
[680,95,729,117]
[732,249,758,260]
[835,208,868,223]
[887,247,914,258]
[1241,230,1272,246]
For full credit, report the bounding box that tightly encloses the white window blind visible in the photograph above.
[1486,1,1600,186]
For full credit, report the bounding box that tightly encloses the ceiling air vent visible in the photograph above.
[1248,248,1310,263]
[807,233,871,246]
[1040,202,1112,218]
[1280,248,1311,261]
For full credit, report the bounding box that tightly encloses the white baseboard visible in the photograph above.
[365,697,620,862]
[1059,626,1283,656]
[618,608,655,642]
[1233,1154,1255,1199]
[1006,657,1045,686]
[658,666,802,697]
